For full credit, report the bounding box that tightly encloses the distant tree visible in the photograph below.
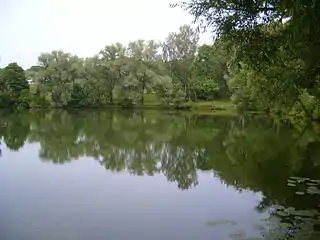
[99,43,127,104]
[27,65,43,72]
[162,25,199,101]
[2,62,29,94]
[193,40,231,100]
[0,68,4,91]
[123,39,161,105]
[0,62,29,108]
[25,65,44,80]
[36,51,82,107]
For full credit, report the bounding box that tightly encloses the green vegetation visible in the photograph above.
[172,0,320,120]
[0,25,232,111]
[0,63,29,109]
[1,1,320,118]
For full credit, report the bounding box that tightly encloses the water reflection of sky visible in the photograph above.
[0,143,269,240]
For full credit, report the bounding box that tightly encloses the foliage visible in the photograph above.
[162,25,200,101]
[193,40,230,100]
[35,51,82,107]
[0,63,29,109]
[0,24,235,110]
[173,0,320,119]
[154,76,185,107]
[3,5,320,118]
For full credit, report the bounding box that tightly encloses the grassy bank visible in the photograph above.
[27,90,237,115]
[141,94,236,115]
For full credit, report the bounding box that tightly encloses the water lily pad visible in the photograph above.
[306,182,318,186]
[306,186,320,195]
[287,179,297,183]
[310,179,320,183]
[292,210,318,218]
[287,207,295,212]
[295,191,306,195]
[273,205,285,210]
[276,210,290,217]
[228,230,246,240]
[287,183,296,187]
[290,176,304,180]
[205,220,237,227]
[253,224,265,231]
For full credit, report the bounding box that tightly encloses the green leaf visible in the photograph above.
[295,191,306,195]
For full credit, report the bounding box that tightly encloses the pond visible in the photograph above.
[0,110,319,240]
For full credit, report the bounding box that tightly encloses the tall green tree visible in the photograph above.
[174,0,320,117]
[79,56,106,105]
[193,40,231,100]
[0,62,29,108]
[36,51,82,107]
[162,25,199,101]
[2,63,28,94]
[123,39,161,105]
[99,43,127,104]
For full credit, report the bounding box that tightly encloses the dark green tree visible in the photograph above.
[2,63,29,94]
[174,0,320,117]
[0,62,29,108]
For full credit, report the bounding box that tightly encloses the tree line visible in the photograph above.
[0,25,231,110]
[1,0,320,118]
[172,0,320,119]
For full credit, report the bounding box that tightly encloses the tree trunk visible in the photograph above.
[187,82,191,101]
[141,79,145,105]
[141,92,144,105]
[184,83,187,101]
[108,90,113,104]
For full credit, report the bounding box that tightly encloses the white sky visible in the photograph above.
[0,0,214,69]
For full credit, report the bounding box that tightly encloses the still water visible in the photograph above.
[0,110,319,240]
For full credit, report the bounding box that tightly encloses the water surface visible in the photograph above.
[0,110,319,240]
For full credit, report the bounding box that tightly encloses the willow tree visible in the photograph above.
[99,43,126,104]
[36,51,82,107]
[122,39,162,105]
[162,25,199,101]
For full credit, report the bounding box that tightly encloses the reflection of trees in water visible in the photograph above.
[1,111,320,194]
[210,117,320,239]
[213,118,320,211]
[1,110,320,237]
[0,110,223,189]
[0,113,30,151]
[160,144,199,189]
